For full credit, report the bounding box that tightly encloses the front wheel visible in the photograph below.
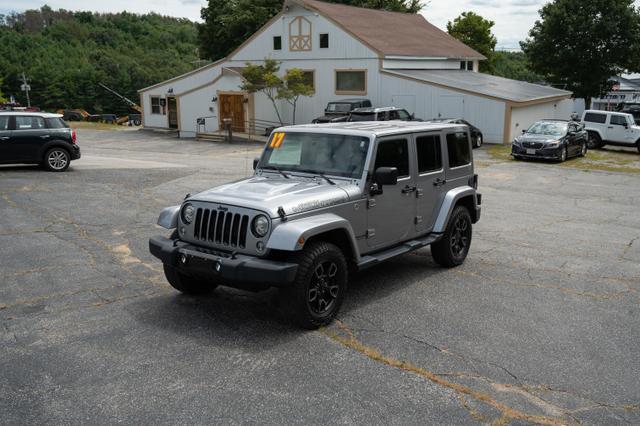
[559,146,567,162]
[43,147,70,172]
[579,141,587,157]
[163,265,217,295]
[431,206,473,267]
[282,241,348,329]
[637,141,640,154]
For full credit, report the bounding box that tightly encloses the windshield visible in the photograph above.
[326,103,352,113]
[526,122,567,136]
[349,113,376,122]
[260,132,370,178]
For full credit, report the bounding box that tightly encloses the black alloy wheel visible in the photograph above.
[308,261,340,315]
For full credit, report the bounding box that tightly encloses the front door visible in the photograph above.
[167,97,178,129]
[11,115,48,162]
[219,94,245,133]
[366,136,416,249]
[413,132,446,233]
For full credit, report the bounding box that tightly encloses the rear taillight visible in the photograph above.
[71,130,77,144]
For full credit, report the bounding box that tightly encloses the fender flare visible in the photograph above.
[37,140,72,160]
[585,129,603,141]
[432,186,478,233]
[266,213,359,258]
[157,205,180,229]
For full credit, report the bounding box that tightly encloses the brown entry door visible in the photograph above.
[219,94,245,132]
[167,97,178,129]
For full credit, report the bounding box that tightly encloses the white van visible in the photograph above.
[581,110,640,152]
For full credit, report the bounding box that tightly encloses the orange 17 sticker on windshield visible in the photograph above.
[269,132,285,149]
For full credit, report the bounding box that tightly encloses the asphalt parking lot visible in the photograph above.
[2,128,639,424]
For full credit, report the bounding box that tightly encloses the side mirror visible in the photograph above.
[375,167,398,186]
[253,157,260,170]
[410,113,415,119]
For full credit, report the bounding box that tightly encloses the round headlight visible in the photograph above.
[252,215,270,238]
[181,203,195,224]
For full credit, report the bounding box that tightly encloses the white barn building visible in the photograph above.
[139,0,574,144]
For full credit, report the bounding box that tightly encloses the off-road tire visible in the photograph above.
[587,132,602,149]
[282,241,348,329]
[163,264,217,295]
[43,147,70,172]
[636,140,640,154]
[431,206,473,268]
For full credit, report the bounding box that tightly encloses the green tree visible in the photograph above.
[491,51,543,83]
[197,0,423,61]
[521,0,640,108]
[277,69,315,124]
[240,59,285,124]
[0,77,6,103]
[446,12,497,72]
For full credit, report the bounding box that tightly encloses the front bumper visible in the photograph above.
[511,144,562,160]
[149,235,298,287]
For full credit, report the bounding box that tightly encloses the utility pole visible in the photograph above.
[20,72,31,108]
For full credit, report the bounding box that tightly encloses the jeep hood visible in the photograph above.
[189,175,358,218]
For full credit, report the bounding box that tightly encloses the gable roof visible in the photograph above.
[293,0,485,60]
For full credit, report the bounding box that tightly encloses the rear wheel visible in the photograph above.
[636,140,640,154]
[474,134,483,148]
[43,147,70,172]
[587,132,602,149]
[431,206,473,268]
[282,241,347,329]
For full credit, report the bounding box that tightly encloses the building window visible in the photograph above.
[273,36,282,50]
[319,33,329,49]
[460,61,465,70]
[467,61,473,71]
[151,96,161,114]
[301,70,315,91]
[335,70,367,94]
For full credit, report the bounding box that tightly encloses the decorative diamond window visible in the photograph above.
[289,16,312,51]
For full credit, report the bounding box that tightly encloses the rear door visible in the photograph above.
[0,115,14,162]
[12,116,49,161]
[607,114,635,144]
[413,132,446,233]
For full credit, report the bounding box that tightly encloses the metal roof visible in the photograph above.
[277,121,463,137]
[386,69,572,103]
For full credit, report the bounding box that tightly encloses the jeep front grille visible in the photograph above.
[192,208,250,249]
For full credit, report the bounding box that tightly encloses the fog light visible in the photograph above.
[214,261,221,272]
[180,254,187,264]
[256,241,265,252]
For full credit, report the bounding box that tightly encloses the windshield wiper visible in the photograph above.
[297,169,336,185]
[262,165,289,179]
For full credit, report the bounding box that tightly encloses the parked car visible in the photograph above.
[582,110,640,152]
[511,119,587,162]
[428,118,483,148]
[312,98,372,123]
[149,122,481,329]
[0,112,80,172]
[347,106,418,122]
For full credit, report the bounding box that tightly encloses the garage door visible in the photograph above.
[438,95,464,119]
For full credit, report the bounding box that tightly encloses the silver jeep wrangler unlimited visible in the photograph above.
[149,122,481,328]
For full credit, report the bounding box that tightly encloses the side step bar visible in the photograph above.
[356,234,442,271]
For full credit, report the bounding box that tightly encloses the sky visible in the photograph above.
[0,0,633,50]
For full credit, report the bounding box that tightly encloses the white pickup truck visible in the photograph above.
[582,110,640,153]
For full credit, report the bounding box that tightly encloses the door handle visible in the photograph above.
[433,178,446,187]
[401,185,416,194]
[40,135,50,139]
[607,126,613,129]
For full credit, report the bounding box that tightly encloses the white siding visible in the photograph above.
[230,3,378,62]
[508,99,575,142]
[377,72,506,143]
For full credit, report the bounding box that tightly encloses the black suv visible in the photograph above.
[428,118,483,148]
[0,112,81,172]
[312,98,372,123]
